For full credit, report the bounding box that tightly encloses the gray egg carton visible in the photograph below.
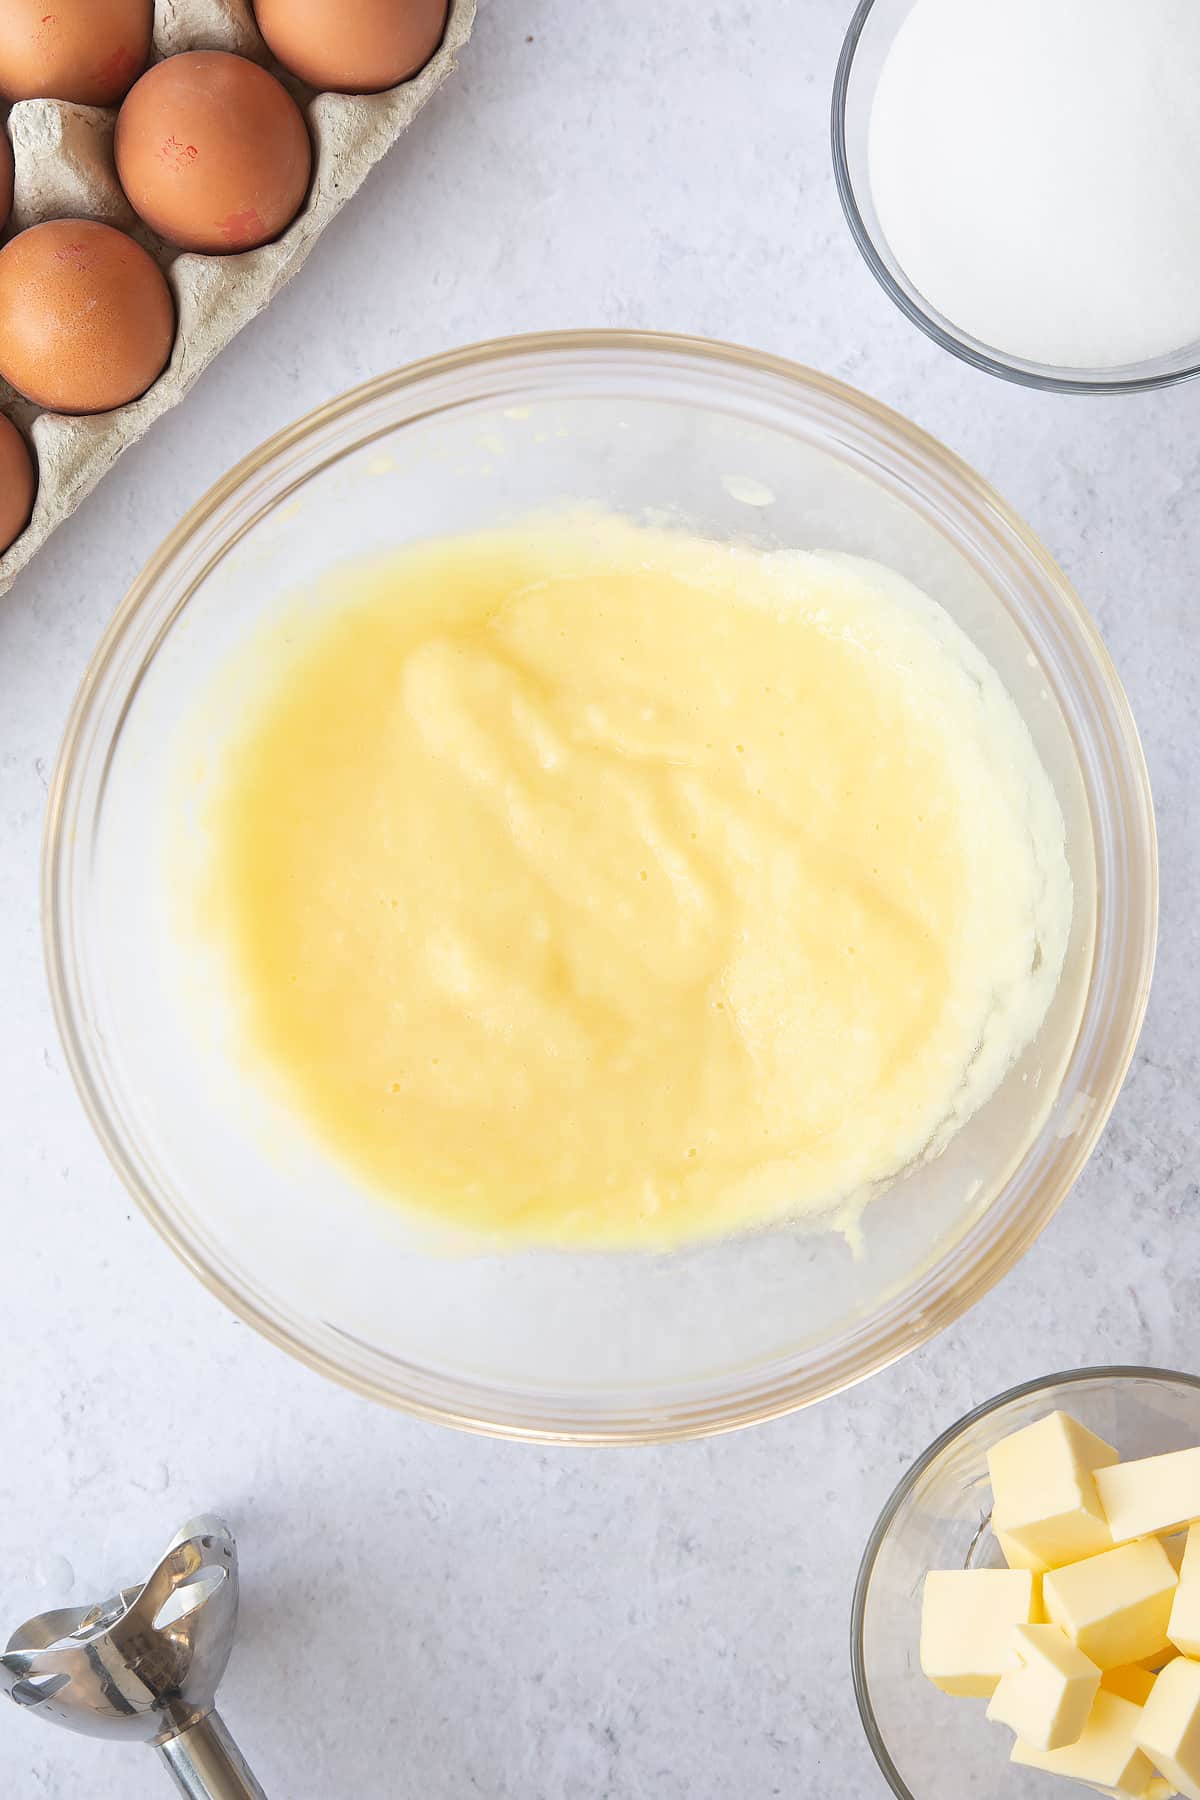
[0,0,475,597]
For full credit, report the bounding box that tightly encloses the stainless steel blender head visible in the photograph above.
[1,1515,266,1798]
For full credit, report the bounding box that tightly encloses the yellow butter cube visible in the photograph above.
[1170,1528,1200,1660]
[1013,1689,1158,1793]
[989,1411,1119,1568]
[1104,1665,1160,1706]
[987,1623,1101,1749]
[993,1562,1043,1634]
[996,1527,1050,1575]
[920,1568,1037,1697]
[1136,1655,1200,1800]
[1171,1590,1200,1659]
[1097,1450,1200,1544]
[1181,1526,1200,1581]
[1044,1539,1178,1670]
[1163,1532,1192,1574]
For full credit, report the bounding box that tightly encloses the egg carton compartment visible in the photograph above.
[0,0,475,598]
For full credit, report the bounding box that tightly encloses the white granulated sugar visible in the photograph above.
[868,0,1200,370]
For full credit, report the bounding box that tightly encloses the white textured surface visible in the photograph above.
[0,2,1193,1795]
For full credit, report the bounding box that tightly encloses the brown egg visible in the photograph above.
[0,219,174,414]
[253,0,449,94]
[0,127,11,236]
[0,0,153,107]
[0,413,35,553]
[115,52,312,255]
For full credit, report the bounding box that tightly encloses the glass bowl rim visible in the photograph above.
[41,327,1158,1443]
[851,1363,1200,1797]
[831,0,1200,396]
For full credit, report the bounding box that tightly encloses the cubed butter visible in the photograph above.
[1104,1665,1159,1706]
[1170,1528,1200,1660]
[1136,1655,1200,1800]
[1012,1689,1158,1794]
[1097,1450,1200,1544]
[1163,1533,1191,1574]
[920,1568,1036,1697]
[989,1411,1119,1568]
[1181,1526,1200,1582]
[996,1527,1050,1575]
[987,1623,1101,1749]
[1044,1539,1178,1670]
[1171,1591,1200,1660]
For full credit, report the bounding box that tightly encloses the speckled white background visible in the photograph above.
[1,2,1194,1795]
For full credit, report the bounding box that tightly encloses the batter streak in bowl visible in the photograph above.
[193,515,1072,1249]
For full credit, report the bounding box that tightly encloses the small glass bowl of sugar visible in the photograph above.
[833,0,1200,393]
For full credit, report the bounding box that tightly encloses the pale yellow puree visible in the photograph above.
[200,517,1071,1248]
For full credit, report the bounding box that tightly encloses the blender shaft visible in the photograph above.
[157,1711,267,1800]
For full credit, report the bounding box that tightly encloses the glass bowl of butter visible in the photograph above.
[42,332,1156,1442]
[855,1367,1200,1797]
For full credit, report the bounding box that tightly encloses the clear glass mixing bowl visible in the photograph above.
[42,331,1156,1442]
[854,1368,1200,1797]
[833,0,1200,394]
